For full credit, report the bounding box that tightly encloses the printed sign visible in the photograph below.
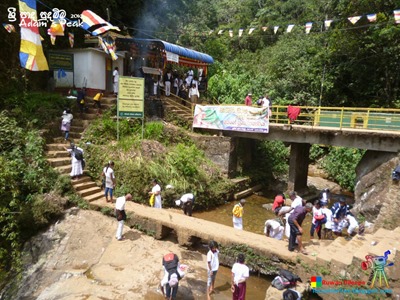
[193,105,269,133]
[48,52,73,71]
[118,77,144,118]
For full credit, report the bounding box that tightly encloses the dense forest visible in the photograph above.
[0,0,399,291]
[1,0,400,106]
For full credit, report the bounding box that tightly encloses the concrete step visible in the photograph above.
[315,237,357,271]
[70,125,85,132]
[70,119,89,127]
[47,157,71,167]
[72,176,92,185]
[85,190,106,202]
[46,150,70,158]
[77,113,98,120]
[72,181,97,191]
[47,143,68,151]
[69,132,82,139]
[54,165,71,174]
[77,186,102,198]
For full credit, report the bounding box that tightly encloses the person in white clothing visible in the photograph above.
[164,70,172,96]
[232,199,246,230]
[345,213,359,236]
[178,193,195,216]
[65,142,84,180]
[264,219,284,240]
[102,161,116,203]
[321,203,333,239]
[113,67,119,95]
[149,179,162,208]
[115,193,132,240]
[173,76,179,96]
[207,240,219,300]
[231,253,249,300]
[61,108,73,141]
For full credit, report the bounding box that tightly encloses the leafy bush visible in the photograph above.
[309,145,327,162]
[321,147,365,191]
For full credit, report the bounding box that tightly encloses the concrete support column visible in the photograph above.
[228,137,239,178]
[288,143,311,193]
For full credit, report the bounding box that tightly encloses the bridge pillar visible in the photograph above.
[288,143,310,193]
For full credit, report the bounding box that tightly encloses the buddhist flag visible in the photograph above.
[229,30,233,37]
[68,32,74,48]
[104,37,118,61]
[18,0,49,71]
[262,26,268,32]
[305,22,312,34]
[50,34,56,45]
[47,20,65,36]
[324,20,333,30]
[3,23,16,33]
[98,37,109,54]
[208,30,213,35]
[274,26,279,34]
[287,24,294,33]
[248,27,255,35]
[367,14,377,22]
[238,28,243,37]
[348,16,361,25]
[81,10,120,35]
[394,10,400,24]
[217,29,223,35]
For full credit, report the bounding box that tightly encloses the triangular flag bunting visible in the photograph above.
[367,14,377,22]
[324,20,333,30]
[218,29,223,35]
[209,30,214,35]
[394,10,400,24]
[229,30,233,38]
[262,26,268,32]
[238,29,243,37]
[348,16,361,25]
[3,23,16,33]
[47,20,65,36]
[287,24,294,33]
[305,22,312,34]
[50,34,56,45]
[274,26,279,34]
[248,27,255,35]
[68,32,74,48]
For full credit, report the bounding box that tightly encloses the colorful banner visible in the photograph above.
[248,27,255,35]
[80,10,120,35]
[348,16,361,24]
[367,14,377,22]
[324,20,333,30]
[238,28,243,37]
[193,105,270,133]
[18,0,49,71]
[68,32,74,48]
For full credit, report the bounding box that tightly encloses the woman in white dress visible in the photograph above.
[65,143,84,180]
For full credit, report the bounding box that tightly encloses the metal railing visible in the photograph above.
[270,105,400,131]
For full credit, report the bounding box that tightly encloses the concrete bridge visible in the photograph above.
[88,198,400,297]
[161,97,400,192]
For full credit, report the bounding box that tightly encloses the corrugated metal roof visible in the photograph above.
[123,38,214,64]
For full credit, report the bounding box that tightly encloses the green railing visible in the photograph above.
[270,105,400,131]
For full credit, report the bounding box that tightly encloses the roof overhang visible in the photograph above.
[117,38,214,65]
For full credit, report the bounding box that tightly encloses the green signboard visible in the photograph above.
[48,52,74,71]
[118,77,144,118]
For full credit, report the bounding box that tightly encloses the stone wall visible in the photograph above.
[353,150,400,229]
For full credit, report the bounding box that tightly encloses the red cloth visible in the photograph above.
[245,95,252,106]
[287,105,301,122]
[233,282,247,300]
[272,195,285,211]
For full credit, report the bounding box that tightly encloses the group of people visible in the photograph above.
[264,190,359,255]
[244,92,273,118]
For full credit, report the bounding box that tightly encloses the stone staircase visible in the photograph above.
[306,226,400,279]
[159,94,193,125]
[46,96,116,203]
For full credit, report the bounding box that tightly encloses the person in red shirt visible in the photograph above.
[272,194,285,215]
[244,93,252,106]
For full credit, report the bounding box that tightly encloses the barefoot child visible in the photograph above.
[207,240,219,300]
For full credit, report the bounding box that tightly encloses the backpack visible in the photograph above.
[271,275,291,290]
[162,253,180,280]
[256,98,263,106]
[74,148,83,161]
[283,289,301,300]
[279,268,301,283]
